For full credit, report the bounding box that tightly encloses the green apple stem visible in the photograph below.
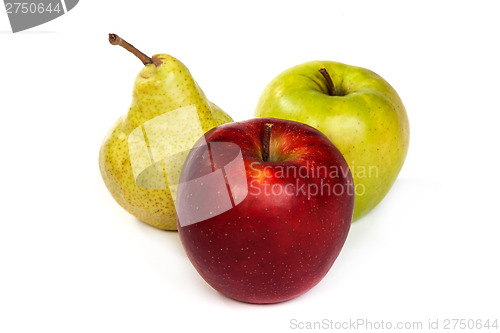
[318,68,336,96]
[262,123,274,162]
[108,33,155,66]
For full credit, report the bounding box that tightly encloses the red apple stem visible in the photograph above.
[318,68,336,96]
[262,123,274,162]
[108,33,155,66]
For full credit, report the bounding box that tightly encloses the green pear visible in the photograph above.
[99,34,233,230]
[255,61,409,220]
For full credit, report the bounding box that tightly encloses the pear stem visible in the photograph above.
[108,33,154,66]
[318,68,336,96]
[262,123,274,162]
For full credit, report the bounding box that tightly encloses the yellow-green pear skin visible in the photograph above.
[255,61,409,221]
[210,101,233,125]
[99,54,233,230]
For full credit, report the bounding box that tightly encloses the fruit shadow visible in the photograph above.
[132,217,185,258]
[343,177,442,255]
[214,291,299,307]
[132,218,302,306]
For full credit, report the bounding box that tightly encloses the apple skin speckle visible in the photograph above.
[254,61,409,221]
[177,118,354,304]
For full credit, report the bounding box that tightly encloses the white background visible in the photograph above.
[1,1,499,332]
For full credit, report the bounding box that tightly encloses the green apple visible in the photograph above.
[254,61,409,220]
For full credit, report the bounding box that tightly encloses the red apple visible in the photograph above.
[176,117,354,303]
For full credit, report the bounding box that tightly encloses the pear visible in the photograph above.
[99,34,233,230]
